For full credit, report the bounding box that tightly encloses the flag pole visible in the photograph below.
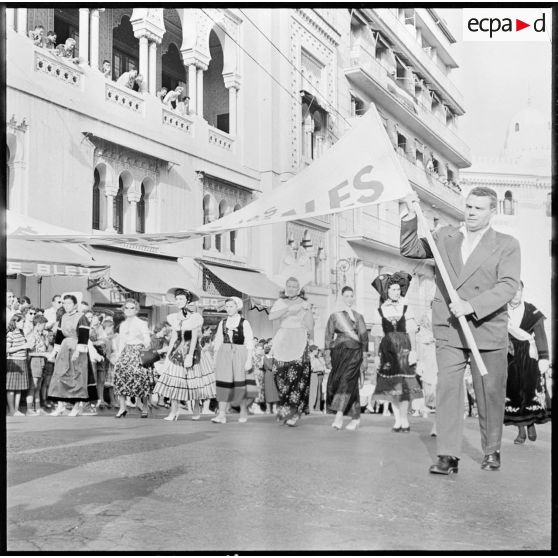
[411,199,489,376]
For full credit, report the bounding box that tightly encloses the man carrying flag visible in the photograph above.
[400,187,520,475]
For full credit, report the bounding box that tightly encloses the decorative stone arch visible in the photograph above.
[215,198,229,252]
[92,162,112,231]
[6,116,28,212]
[229,203,242,255]
[6,132,17,210]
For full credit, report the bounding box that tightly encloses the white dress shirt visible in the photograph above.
[459,224,490,264]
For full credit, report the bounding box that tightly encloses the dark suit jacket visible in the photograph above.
[400,216,520,350]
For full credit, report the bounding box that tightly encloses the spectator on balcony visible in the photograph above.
[163,86,184,110]
[116,68,138,89]
[176,96,190,116]
[156,87,168,102]
[28,25,45,47]
[102,59,112,80]
[45,30,57,50]
[425,157,434,174]
[133,74,147,94]
[55,38,79,63]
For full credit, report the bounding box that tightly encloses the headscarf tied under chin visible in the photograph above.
[280,276,307,300]
[371,271,412,304]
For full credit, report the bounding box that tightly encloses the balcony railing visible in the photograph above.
[105,82,145,113]
[162,108,194,135]
[375,8,464,111]
[34,49,83,88]
[348,41,471,165]
[208,126,234,151]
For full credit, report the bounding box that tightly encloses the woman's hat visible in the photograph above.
[371,272,412,303]
[166,287,199,303]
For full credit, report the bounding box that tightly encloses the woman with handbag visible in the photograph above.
[113,299,151,418]
[211,297,255,424]
[153,288,214,421]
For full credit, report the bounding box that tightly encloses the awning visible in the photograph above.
[7,239,109,277]
[202,263,279,310]
[89,247,198,298]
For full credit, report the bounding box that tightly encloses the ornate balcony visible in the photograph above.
[105,82,145,113]
[162,108,193,135]
[208,126,234,151]
[34,49,83,88]
[346,41,471,168]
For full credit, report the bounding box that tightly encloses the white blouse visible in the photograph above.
[118,316,150,348]
[167,311,204,332]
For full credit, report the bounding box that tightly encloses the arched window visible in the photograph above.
[136,184,145,233]
[92,168,101,230]
[503,190,514,216]
[229,204,241,254]
[546,192,552,217]
[215,199,228,252]
[112,14,138,80]
[114,178,124,233]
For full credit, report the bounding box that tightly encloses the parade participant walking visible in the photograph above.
[154,288,213,421]
[269,277,314,427]
[400,188,520,474]
[262,343,279,414]
[325,286,369,431]
[212,297,255,424]
[89,313,109,409]
[6,313,31,416]
[308,346,326,414]
[113,299,151,418]
[504,282,551,444]
[371,273,422,433]
[47,294,91,417]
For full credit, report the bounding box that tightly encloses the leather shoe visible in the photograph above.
[481,451,501,471]
[527,424,537,441]
[429,455,459,475]
[514,427,526,444]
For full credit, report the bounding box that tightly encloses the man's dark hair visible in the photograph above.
[103,59,110,65]
[468,186,498,210]
[52,294,61,302]
[341,286,354,295]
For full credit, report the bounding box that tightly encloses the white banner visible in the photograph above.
[9,106,412,245]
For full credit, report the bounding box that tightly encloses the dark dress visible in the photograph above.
[504,302,551,426]
[373,305,422,402]
[325,310,368,418]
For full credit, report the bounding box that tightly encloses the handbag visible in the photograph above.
[140,349,161,368]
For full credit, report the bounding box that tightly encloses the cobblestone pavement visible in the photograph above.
[6,408,551,551]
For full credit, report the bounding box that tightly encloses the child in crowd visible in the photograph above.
[6,313,31,416]
[308,345,325,413]
[26,315,50,414]
[102,318,118,409]
[41,328,56,409]
[23,306,38,337]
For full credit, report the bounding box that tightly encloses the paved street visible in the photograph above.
[7,409,551,552]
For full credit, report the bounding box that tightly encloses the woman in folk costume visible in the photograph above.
[269,244,315,427]
[325,285,369,431]
[211,297,255,424]
[154,288,214,421]
[371,272,422,432]
[48,293,91,417]
[504,281,551,444]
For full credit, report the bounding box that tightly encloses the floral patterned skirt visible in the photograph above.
[274,347,311,420]
[114,344,151,399]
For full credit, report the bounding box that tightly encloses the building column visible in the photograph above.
[105,192,116,233]
[148,40,157,95]
[16,8,27,35]
[6,9,15,31]
[196,68,204,118]
[227,86,237,136]
[78,8,90,64]
[127,191,141,233]
[90,9,101,70]
[187,65,197,114]
[138,35,149,82]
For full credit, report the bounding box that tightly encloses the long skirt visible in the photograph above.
[326,347,362,419]
[274,348,311,419]
[48,339,89,402]
[154,359,215,401]
[264,368,280,403]
[215,344,248,405]
[6,359,30,391]
[504,336,551,426]
[373,332,422,403]
[114,344,151,399]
